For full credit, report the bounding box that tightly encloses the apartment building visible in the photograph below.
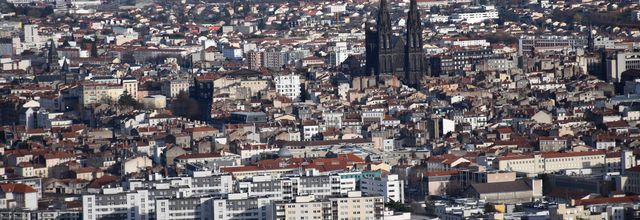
[233,143,279,164]
[360,174,404,203]
[125,172,234,196]
[262,51,287,70]
[83,189,154,220]
[271,195,326,220]
[518,35,586,56]
[161,79,190,98]
[247,51,262,70]
[274,72,301,101]
[607,51,640,83]
[0,210,81,220]
[212,193,275,220]
[539,136,568,152]
[238,78,269,95]
[450,10,499,23]
[272,191,384,220]
[83,188,218,220]
[121,77,138,100]
[84,173,235,220]
[301,120,319,141]
[237,175,284,200]
[235,172,364,201]
[622,165,640,194]
[155,197,214,220]
[80,83,124,106]
[193,74,215,120]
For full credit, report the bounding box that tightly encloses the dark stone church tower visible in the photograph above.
[46,40,60,73]
[365,0,428,88]
[404,0,427,87]
[375,0,394,76]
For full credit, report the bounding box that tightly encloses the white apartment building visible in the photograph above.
[84,173,235,220]
[301,121,319,141]
[463,113,488,130]
[360,174,404,203]
[236,143,279,164]
[83,189,217,220]
[235,173,358,202]
[126,173,234,196]
[83,189,153,220]
[23,24,42,48]
[155,197,214,220]
[83,170,387,220]
[274,73,301,101]
[322,111,344,129]
[237,175,284,200]
[212,193,275,220]
[450,10,499,23]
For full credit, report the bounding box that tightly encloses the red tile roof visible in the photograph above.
[0,183,37,193]
[541,150,605,158]
[424,170,459,177]
[627,165,640,172]
[175,152,222,159]
[575,196,640,206]
[88,175,119,189]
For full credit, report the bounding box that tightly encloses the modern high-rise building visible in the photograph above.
[365,0,428,87]
[247,50,263,70]
[263,50,287,70]
[193,74,215,120]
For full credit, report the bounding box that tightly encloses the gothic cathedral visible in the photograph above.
[365,0,428,88]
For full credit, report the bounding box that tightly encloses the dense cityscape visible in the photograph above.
[2,0,640,219]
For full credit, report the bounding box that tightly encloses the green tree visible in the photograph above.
[171,91,200,119]
[573,14,583,25]
[90,40,98,57]
[385,199,412,212]
[118,91,142,109]
[425,199,437,216]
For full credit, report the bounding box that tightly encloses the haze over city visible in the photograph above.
[2,0,640,219]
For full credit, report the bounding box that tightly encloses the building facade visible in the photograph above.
[274,73,301,101]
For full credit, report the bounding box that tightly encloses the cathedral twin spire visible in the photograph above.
[377,0,392,50]
[366,0,426,87]
[405,0,426,87]
[406,0,422,48]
